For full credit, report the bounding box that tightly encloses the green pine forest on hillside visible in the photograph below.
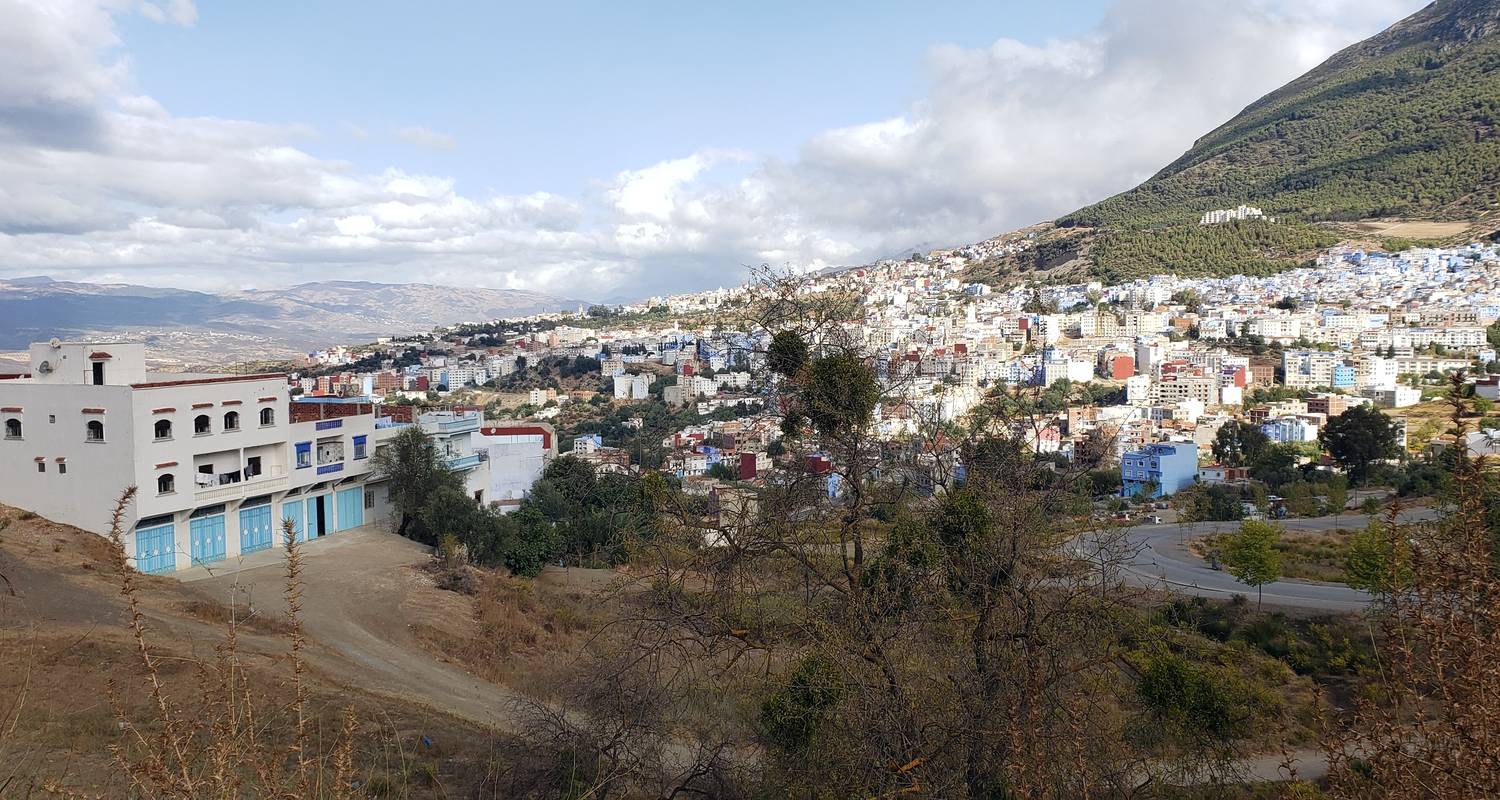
[981,0,1500,286]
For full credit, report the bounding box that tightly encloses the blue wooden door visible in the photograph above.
[189,515,226,564]
[335,487,364,532]
[239,504,273,554]
[281,499,305,542]
[134,523,176,574]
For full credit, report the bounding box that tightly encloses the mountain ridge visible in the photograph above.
[969,0,1500,286]
[0,277,588,357]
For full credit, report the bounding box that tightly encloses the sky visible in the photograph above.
[0,0,1428,302]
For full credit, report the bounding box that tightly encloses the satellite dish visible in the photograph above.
[36,361,53,374]
[48,337,61,348]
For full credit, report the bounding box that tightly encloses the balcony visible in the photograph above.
[426,415,480,435]
[195,471,289,502]
[444,452,483,471]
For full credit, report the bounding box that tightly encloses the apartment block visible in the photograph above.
[473,423,556,511]
[0,341,389,574]
[1121,441,1198,498]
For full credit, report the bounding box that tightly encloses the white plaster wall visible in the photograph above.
[0,382,136,535]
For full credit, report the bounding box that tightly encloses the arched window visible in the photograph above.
[154,419,172,440]
[157,473,175,494]
[259,407,275,426]
[195,415,211,435]
[3,418,19,439]
[85,420,105,442]
[224,411,240,431]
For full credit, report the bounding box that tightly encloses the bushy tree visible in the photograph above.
[1176,484,1246,523]
[371,425,463,542]
[802,353,879,435]
[1211,421,1269,467]
[1224,520,1283,608]
[1321,405,1398,483]
[1248,443,1302,489]
[767,330,809,378]
[1344,520,1411,593]
[1325,473,1349,513]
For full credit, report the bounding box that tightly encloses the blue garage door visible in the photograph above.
[334,487,364,532]
[281,499,306,542]
[189,513,226,565]
[134,522,176,574]
[239,503,273,554]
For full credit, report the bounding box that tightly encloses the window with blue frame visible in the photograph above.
[295,441,312,469]
[353,435,368,460]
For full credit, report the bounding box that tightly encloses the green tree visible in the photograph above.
[1135,647,1265,747]
[1170,288,1202,312]
[803,354,879,435]
[1320,405,1399,484]
[759,655,842,755]
[1087,468,1122,498]
[1344,520,1412,593]
[1176,484,1246,523]
[1249,444,1302,489]
[567,355,601,375]
[419,486,483,549]
[1212,421,1270,467]
[498,506,560,576]
[539,455,598,508]
[371,425,464,543]
[767,330,809,378]
[1325,474,1349,515]
[1224,519,1283,608]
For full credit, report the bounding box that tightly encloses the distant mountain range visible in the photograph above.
[970,0,1500,286]
[0,277,586,357]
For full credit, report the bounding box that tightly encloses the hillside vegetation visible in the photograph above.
[991,0,1500,285]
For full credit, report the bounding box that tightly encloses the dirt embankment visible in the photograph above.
[0,504,587,796]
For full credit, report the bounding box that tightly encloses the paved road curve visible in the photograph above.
[1096,509,1439,613]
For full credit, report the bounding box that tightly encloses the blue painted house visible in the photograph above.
[1121,442,1198,498]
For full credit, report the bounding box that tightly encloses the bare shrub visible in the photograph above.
[1323,386,1500,798]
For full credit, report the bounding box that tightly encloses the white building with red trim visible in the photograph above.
[472,423,556,512]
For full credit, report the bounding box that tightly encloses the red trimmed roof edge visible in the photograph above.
[129,372,285,390]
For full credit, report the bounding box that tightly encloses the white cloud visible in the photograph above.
[0,0,1426,300]
[394,125,456,152]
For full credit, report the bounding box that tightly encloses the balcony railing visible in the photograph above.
[427,415,480,435]
[195,473,289,502]
[444,452,482,471]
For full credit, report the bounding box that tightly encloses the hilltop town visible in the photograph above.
[6,0,1500,794]
[251,237,1500,522]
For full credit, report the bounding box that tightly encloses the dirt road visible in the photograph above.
[185,529,535,731]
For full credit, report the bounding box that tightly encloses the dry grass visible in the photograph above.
[1196,530,1353,583]
[49,489,366,799]
[414,565,597,692]
[0,496,494,797]
[1348,219,1472,238]
[180,598,293,635]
